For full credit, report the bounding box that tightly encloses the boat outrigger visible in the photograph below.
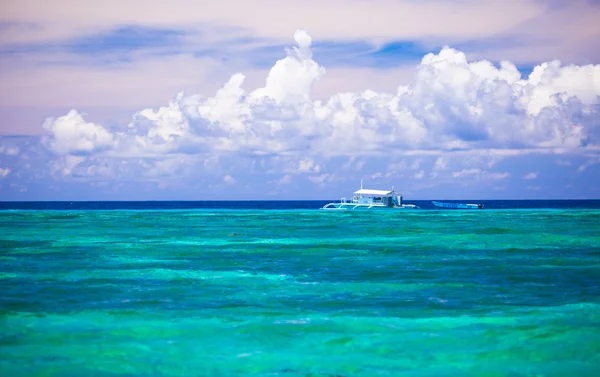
[321,181,419,210]
[432,201,483,209]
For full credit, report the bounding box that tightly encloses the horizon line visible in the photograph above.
[1,198,600,203]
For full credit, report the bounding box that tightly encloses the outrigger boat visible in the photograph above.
[321,181,419,210]
[432,201,483,209]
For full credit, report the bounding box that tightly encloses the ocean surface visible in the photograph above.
[1,200,600,376]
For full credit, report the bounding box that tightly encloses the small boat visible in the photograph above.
[321,181,419,210]
[432,201,483,209]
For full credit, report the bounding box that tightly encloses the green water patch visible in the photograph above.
[0,238,54,249]
[2,306,599,376]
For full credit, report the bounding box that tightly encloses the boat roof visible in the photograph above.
[354,188,394,196]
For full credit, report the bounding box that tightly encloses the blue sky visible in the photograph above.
[1,0,599,200]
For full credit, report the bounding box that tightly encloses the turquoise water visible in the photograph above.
[1,207,600,376]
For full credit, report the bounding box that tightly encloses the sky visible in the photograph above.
[0,0,599,201]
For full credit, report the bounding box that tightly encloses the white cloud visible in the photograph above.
[42,110,114,155]
[433,157,448,170]
[452,168,482,178]
[308,173,329,185]
[3,1,599,144]
[523,172,538,180]
[9,183,28,192]
[223,174,236,184]
[0,146,20,156]
[24,29,600,190]
[387,160,407,171]
[298,159,321,173]
[410,159,423,170]
[252,30,325,104]
[488,172,511,180]
[0,168,11,178]
[277,174,292,185]
[50,155,85,177]
[452,168,510,180]
[577,157,600,172]
[312,66,416,101]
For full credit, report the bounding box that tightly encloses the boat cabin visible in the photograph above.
[322,181,417,210]
[343,188,401,207]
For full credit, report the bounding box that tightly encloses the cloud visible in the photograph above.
[66,25,187,55]
[486,172,511,180]
[452,169,481,178]
[223,174,236,184]
[6,1,598,72]
[0,168,11,178]
[2,29,600,199]
[456,0,600,65]
[0,146,20,155]
[50,155,85,177]
[452,169,510,180]
[308,173,329,185]
[1,1,546,45]
[277,174,292,185]
[577,157,600,172]
[41,31,599,162]
[3,2,598,120]
[523,172,538,180]
[42,110,115,155]
[298,158,321,173]
[410,159,423,170]
[433,157,448,170]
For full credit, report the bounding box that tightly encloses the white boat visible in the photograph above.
[321,181,419,210]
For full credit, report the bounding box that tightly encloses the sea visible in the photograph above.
[1,200,600,376]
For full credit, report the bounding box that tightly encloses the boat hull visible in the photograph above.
[321,203,419,210]
[431,201,483,209]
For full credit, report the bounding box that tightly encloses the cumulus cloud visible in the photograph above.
[41,30,600,164]
[42,110,115,155]
[7,28,597,199]
[523,172,538,180]
[0,168,11,178]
